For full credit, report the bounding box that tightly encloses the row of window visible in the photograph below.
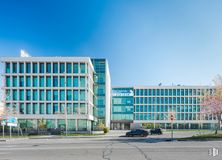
[7,103,87,115]
[112,114,134,121]
[112,97,134,105]
[134,97,200,104]
[134,88,213,96]
[112,106,134,113]
[6,89,86,101]
[134,113,216,121]
[5,62,87,74]
[134,105,201,113]
[6,76,86,88]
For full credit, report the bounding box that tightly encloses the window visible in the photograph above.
[26,76,31,87]
[80,63,85,73]
[19,63,24,73]
[19,76,24,87]
[33,103,38,114]
[6,63,10,73]
[60,63,65,73]
[80,90,85,101]
[66,63,72,73]
[53,103,58,114]
[33,90,38,101]
[12,63,17,73]
[46,63,51,73]
[67,103,72,114]
[26,103,31,114]
[73,63,78,73]
[12,76,17,87]
[39,103,45,114]
[6,76,10,87]
[46,90,51,101]
[60,76,65,87]
[46,76,51,87]
[46,103,51,114]
[33,76,38,87]
[80,77,85,87]
[19,90,24,101]
[67,76,72,87]
[80,103,85,114]
[73,103,79,114]
[40,90,44,101]
[32,63,38,73]
[19,103,24,114]
[26,63,31,73]
[53,63,58,73]
[53,90,58,101]
[60,90,65,101]
[67,90,72,101]
[73,76,78,87]
[40,63,44,73]
[40,76,44,87]
[53,76,58,87]
[73,90,78,101]
[26,90,31,101]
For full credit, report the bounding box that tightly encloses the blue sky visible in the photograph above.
[0,0,222,86]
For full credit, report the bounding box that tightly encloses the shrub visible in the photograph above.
[103,127,109,134]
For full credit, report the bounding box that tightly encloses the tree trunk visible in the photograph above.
[215,114,221,135]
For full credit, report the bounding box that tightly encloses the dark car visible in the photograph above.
[126,129,149,137]
[150,128,163,135]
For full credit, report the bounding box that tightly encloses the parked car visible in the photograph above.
[150,128,163,135]
[126,129,149,137]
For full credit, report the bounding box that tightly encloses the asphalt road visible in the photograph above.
[0,134,222,160]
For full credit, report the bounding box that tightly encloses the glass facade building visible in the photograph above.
[112,86,217,130]
[111,88,134,130]
[1,57,99,132]
[91,59,111,128]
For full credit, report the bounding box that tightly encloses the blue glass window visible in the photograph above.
[67,90,72,101]
[73,76,78,87]
[80,90,85,101]
[73,63,78,73]
[80,103,85,114]
[60,76,65,87]
[66,63,72,73]
[73,103,78,114]
[60,90,65,101]
[12,76,17,87]
[46,76,51,87]
[40,63,44,73]
[67,76,72,87]
[46,103,52,114]
[53,63,58,73]
[26,63,31,73]
[33,90,38,101]
[33,103,38,114]
[53,76,58,87]
[39,103,45,114]
[73,90,78,101]
[33,63,38,73]
[6,76,10,87]
[60,63,65,73]
[26,76,31,87]
[19,90,24,101]
[19,63,24,73]
[19,76,24,87]
[46,90,51,101]
[40,90,44,101]
[26,103,31,114]
[53,90,58,101]
[26,90,31,101]
[53,103,58,114]
[6,63,10,73]
[19,103,24,114]
[12,63,17,73]
[40,76,44,87]
[46,63,51,73]
[33,76,38,87]
[80,77,85,87]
